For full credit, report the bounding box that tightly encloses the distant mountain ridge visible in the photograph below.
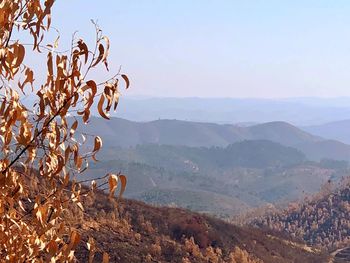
[82,117,319,147]
[81,117,350,162]
[114,97,350,125]
[302,119,350,144]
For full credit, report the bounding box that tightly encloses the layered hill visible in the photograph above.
[80,117,350,162]
[81,117,316,148]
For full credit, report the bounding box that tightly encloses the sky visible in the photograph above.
[50,1,350,98]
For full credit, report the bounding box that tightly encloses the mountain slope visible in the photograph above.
[296,140,350,162]
[82,117,244,147]
[74,187,328,262]
[248,121,321,146]
[251,181,350,251]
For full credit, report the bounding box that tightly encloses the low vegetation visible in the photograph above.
[73,186,328,262]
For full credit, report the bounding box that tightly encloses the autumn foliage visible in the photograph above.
[0,0,127,261]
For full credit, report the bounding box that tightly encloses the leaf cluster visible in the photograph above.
[0,0,128,261]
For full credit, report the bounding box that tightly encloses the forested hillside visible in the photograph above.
[101,140,306,169]
[251,180,350,251]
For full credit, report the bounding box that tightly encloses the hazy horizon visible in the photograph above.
[52,1,350,99]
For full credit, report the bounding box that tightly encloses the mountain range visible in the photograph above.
[74,116,350,218]
[81,117,350,162]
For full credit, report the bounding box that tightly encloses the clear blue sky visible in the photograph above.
[52,1,350,98]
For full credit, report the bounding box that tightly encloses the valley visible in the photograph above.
[77,117,350,219]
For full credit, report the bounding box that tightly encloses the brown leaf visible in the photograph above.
[102,36,110,70]
[70,120,78,137]
[47,51,53,76]
[78,39,89,64]
[97,94,109,120]
[91,43,104,68]
[93,136,102,152]
[121,74,130,89]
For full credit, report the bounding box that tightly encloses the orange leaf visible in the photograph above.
[102,252,109,263]
[47,240,58,256]
[69,230,81,250]
[118,174,127,198]
[108,173,118,197]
